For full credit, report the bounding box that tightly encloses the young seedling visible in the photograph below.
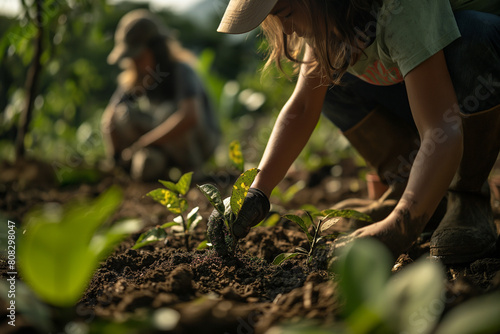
[272,209,372,265]
[133,172,203,251]
[197,168,259,257]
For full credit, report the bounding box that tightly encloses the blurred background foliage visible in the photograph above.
[0,0,359,178]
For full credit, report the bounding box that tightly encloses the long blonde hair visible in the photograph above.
[262,0,382,85]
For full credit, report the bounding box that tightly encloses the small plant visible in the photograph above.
[133,172,203,251]
[272,209,372,265]
[197,168,260,257]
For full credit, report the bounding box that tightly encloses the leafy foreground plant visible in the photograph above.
[18,186,142,308]
[272,239,500,334]
[273,209,372,265]
[197,168,259,257]
[133,172,204,251]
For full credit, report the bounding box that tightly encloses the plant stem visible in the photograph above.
[15,0,44,161]
[180,215,190,251]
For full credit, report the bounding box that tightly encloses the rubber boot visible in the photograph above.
[430,104,500,264]
[331,108,446,231]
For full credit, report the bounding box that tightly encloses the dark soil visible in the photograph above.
[1,159,500,333]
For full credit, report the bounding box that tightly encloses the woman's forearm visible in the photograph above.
[397,125,463,222]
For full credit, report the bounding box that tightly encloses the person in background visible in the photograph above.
[214,0,500,264]
[102,9,220,182]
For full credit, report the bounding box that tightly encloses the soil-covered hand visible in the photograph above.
[231,188,270,239]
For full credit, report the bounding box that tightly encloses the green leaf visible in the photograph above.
[229,140,244,172]
[18,187,123,307]
[147,189,186,214]
[435,292,500,334]
[319,217,341,233]
[160,221,180,229]
[272,252,301,265]
[176,172,193,195]
[159,180,179,194]
[371,259,445,334]
[256,213,281,227]
[197,184,225,215]
[230,168,259,216]
[333,238,393,318]
[132,227,168,250]
[196,240,210,250]
[283,214,313,242]
[92,218,143,258]
[187,207,203,232]
[320,209,373,223]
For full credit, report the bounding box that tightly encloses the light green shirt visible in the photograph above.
[347,0,500,86]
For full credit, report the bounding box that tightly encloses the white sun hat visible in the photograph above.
[217,0,280,34]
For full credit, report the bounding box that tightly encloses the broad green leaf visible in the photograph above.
[176,172,193,195]
[371,259,445,334]
[18,187,123,307]
[147,189,187,214]
[333,238,393,318]
[272,252,300,265]
[159,180,179,193]
[132,227,168,250]
[229,140,244,172]
[230,168,259,216]
[92,218,143,258]
[320,209,372,223]
[283,214,313,242]
[435,292,500,334]
[197,184,224,215]
[160,221,180,229]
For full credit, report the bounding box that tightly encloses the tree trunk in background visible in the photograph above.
[15,0,44,161]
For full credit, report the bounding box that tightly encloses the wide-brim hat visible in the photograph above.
[108,9,165,65]
[217,0,279,34]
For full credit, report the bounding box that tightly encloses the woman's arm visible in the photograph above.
[134,98,199,146]
[398,50,463,222]
[253,46,329,196]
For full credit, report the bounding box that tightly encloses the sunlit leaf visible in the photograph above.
[320,209,372,223]
[230,168,259,216]
[319,217,341,233]
[196,240,210,250]
[187,207,202,231]
[283,214,313,242]
[160,221,179,229]
[256,213,281,227]
[197,184,224,215]
[147,189,186,214]
[132,227,167,250]
[92,218,143,258]
[159,180,179,194]
[175,172,193,195]
[272,252,300,265]
[229,140,244,172]
[18,187,123,307]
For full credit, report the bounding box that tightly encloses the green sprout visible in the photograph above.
[197,168,259,257]
[133,172,203,251]
[272,209,372,265]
